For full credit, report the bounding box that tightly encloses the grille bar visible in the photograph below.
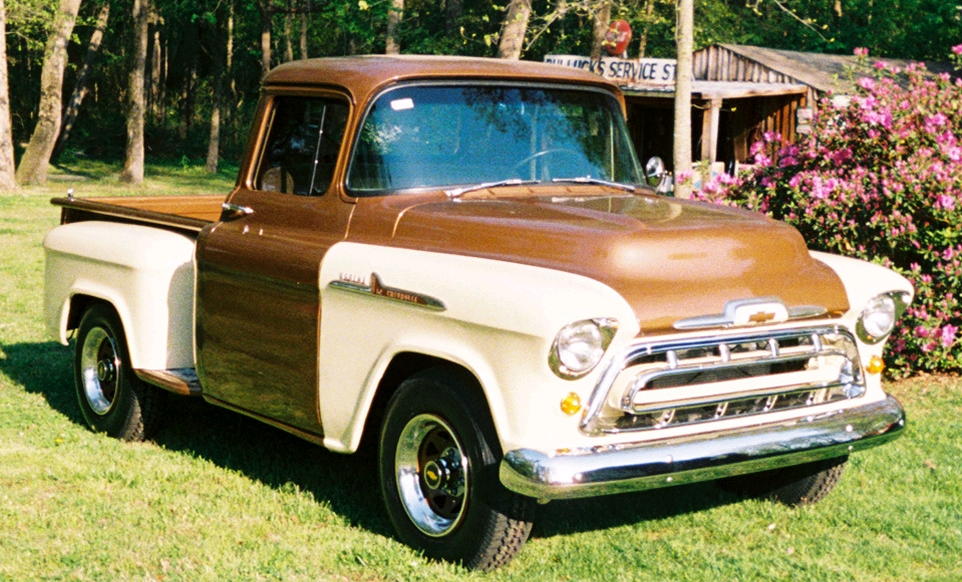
[583,327,865,434]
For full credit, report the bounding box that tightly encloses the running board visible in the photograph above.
[135,368,202,396]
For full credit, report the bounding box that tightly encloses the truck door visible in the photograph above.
[195,92,352,437]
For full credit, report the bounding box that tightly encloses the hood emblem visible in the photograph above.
[748,311,776,324]
[674,297,827,330]
[329,272,446,311]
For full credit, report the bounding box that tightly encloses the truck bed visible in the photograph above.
[52,195,224,233]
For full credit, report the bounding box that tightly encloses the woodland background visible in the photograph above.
[4,0,962,182]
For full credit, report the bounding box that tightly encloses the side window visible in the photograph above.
[255,96,348,196]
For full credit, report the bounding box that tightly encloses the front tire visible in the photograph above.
[720,456,847,506]
[378,368,532,570]
[74,304,163,441]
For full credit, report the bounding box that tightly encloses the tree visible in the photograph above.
[53,1,110,161]
[14,0,82,185]
[258,1,272,75]
[497,0,531,59]
[205,7,226,174]
[385,0,403,54]
[673,0,693,199]
[120,0,149,184]
[0,0,16,190]
[589,0,611,60]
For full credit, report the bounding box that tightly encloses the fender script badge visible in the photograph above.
[329,273,446,311]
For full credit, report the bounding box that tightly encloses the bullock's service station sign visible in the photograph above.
[544,54,677,87]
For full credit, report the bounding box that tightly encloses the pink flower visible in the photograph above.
[854,47,869,57]
[952,44,962,55]
[937,194,956,211]
[857,77,875,91]
[940,324,958,347]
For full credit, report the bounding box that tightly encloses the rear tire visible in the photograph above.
[720,456,847,506]
[378,368,533,570]
[74,304,164,441]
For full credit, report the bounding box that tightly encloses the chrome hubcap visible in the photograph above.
[80,327,120,415]
[395,414,468,537]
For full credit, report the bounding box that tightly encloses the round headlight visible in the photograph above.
[857,294,897,343]
[549,318,618,379]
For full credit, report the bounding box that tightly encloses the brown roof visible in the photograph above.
[263,55,621,104]
[716,43,954,93]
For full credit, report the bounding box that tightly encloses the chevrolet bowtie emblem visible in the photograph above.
[748,311,776,323]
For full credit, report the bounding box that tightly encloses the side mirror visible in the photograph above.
[645,156,666,187]
[644,156,673,194]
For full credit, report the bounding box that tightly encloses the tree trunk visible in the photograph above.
[497,0,531,59]
[15,0,82,185]
[385,0,403,54]
[120,0,149,184]
[283,8,294,62]
[259,2,272,76]
[299,10,308,58]
[673,0,693,199]
[638,0,655,57]
[206,13,225,174]
[53,1,109,161]
[445,0,462,35]
[149,9,162,123]
[590,1,611,60]
[0,0,17,190]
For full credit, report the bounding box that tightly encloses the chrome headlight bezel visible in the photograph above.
[549,318,619,380]
[856,291,911,344]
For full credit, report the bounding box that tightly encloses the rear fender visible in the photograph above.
[43,221,197,370]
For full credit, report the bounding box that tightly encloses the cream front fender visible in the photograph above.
[317,242,638,454]
[810,251,914,313]
[810,250,914,388]
[43,221,197,370]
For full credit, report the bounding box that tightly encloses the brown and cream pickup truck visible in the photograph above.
[44,56,911,570]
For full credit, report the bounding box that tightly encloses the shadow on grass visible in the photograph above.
[1,341,741,542]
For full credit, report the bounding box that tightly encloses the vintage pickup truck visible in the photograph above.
[44,56,911,570]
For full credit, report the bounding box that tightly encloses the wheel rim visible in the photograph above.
[395,413,468,537]
[80,327,120,416]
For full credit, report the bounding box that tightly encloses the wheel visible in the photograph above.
[378,368,533,570]
[74,304,164,441]
[719,456,848,506]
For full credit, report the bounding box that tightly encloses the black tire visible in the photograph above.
[378,368,533,571]
[74,304,164,441]
[719,456,848,506]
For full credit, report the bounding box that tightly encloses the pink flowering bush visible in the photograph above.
[694,49,962,377]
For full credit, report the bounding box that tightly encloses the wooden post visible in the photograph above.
[700,97,721,165]
[672,0,694,199]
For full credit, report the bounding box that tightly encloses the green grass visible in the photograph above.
[1,161,960,580]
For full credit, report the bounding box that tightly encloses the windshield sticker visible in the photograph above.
[390,98,415,111]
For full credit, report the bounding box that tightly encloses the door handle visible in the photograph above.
[221,202,254,220]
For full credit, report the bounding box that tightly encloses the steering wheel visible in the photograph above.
[512,148,585,176]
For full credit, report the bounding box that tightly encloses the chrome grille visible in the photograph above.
[583,327,865,434]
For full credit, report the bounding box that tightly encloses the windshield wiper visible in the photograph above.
[551,176,638,193]
[444,179,538,199]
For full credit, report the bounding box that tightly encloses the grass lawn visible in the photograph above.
[1,161,960,581]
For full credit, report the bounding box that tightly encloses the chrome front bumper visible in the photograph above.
[500,395,905,500]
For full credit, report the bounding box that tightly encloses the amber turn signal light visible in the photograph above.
[560,392,582,416]
[866,355,885,375]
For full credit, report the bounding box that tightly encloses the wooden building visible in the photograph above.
[625,44,933,172]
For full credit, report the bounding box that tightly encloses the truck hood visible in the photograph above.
[389,193,849,332]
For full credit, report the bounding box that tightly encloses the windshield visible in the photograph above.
[347,84,644,195]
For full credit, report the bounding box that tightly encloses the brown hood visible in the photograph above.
[387,193,849,332]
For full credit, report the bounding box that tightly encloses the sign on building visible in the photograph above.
[544,54,677,87]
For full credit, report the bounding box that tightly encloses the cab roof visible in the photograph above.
[262,55,621,103]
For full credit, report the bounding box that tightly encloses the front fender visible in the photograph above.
[317,242,638,454]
